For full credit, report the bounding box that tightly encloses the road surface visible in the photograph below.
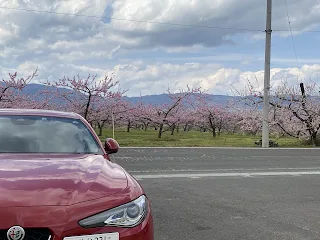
[113,147,320,240]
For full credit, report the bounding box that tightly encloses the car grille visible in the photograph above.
[0,228,51,240]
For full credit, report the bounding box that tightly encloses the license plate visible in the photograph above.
[63,233,119,240]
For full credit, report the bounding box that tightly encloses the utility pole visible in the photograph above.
[262,0,272,148]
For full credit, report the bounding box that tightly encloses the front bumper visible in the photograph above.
[0,169,153,240]
[0,196,154,240]
[60,210,154,240]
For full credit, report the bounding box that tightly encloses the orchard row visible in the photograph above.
[1,70,320,146]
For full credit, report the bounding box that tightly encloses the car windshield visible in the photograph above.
[0,115,103,154]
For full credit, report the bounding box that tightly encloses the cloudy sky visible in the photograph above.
[0,0,320,97]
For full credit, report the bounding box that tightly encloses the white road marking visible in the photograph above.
[129,167,320,173]
[121,147,319,150]
[133,171,320,179]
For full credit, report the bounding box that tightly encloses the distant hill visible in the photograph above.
[123,94,241,106]
[19,84,76,104]
[18,84,241,106]
[14,84,320,112]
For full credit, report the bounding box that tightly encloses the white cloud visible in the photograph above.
[108,0,320,49]
[3,59,320,98]
[0,0,320,98]
[110,63,320,96]
[1,0,319,53]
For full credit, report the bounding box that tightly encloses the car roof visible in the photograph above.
[0,108,81,119]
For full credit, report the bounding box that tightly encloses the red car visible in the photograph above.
[0,109,154,240]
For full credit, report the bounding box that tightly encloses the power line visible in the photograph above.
[273,29,320,33]
[0,6,263,32]
[284,0,300,70]
[1,5,320,33]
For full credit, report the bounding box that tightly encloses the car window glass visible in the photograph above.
[0,115,103,154]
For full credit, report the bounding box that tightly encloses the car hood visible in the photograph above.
[0,154,128,207]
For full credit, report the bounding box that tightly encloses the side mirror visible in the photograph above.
[104,138,120,154]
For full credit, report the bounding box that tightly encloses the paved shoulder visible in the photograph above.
[115,147,320,177]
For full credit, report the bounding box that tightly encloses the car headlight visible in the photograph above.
[78,195,148,228]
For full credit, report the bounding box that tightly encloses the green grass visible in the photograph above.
[96,128,312,148]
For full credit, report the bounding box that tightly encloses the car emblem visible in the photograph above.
[7,226,25,240]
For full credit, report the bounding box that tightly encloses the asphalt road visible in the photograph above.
[113,148,320,240]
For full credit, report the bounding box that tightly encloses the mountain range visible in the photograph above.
[20,84,240,106]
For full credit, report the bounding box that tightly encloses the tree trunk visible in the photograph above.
[144,123,149,131]
[176,125,179,133]
[311,132,318,147]
[212,128,216,137]
[98,123,103,137]
[184,125,188,132]
[171,124,175,135]
[232,126,237,134]
[127,119,131,132]
[209,116,216,138]
[84,93,92,120]
[158,123,164,138]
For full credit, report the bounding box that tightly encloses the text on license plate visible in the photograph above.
[63,233,119,240]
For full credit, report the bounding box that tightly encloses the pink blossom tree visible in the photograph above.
[180,109,198,132]
[238,79,320,146]
[0,70,38,107]
[130,101,157,131]
[89,99,112,136]
[87,90,131,136]
[168,107,196,135]
[7,93,52,110]
[192,92,234,137]
[195,104,227,137]
[237,108,262,135]
[153,86,202,138]
[114,101,137,133]
[43,73,120,121]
